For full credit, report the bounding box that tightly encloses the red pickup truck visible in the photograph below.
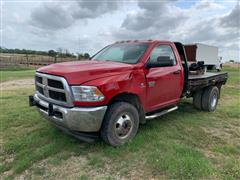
[29,40,228,146]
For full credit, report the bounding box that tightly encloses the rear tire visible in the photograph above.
[101,102,139,146]
[193,90,203,110]
[201,86,219,112]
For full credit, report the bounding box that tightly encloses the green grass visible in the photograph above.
[0,65,239,179]
[0,69,35,83]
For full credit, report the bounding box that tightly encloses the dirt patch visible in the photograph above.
[202,124,240,147]
[14,153,162,180]
[223,63,240,68]
[15,155,107,180]
[0,78,34,90]
[226,84,240,89]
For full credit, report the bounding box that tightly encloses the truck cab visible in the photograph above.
[30,40,228,146]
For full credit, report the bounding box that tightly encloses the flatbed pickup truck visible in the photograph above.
[29,40,228,146]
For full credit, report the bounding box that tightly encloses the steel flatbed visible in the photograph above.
[188,72,228,92]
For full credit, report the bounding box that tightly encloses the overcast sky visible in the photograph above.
[1,0,239,61]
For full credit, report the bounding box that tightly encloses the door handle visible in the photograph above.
[173,70,181,75]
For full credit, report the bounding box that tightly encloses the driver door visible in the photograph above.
[145,44,183,112]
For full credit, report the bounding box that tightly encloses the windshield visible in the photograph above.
[92,43,149,64]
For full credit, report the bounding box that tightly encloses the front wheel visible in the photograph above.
[101,102,139,146]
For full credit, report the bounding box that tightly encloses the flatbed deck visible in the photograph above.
[188,72,228,92]
[189,72,227,80]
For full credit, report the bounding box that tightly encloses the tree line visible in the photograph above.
[0,47,90,60]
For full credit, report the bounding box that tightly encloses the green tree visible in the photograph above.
[78,53,84,60]
[48,50,57,57]
[83,53,90,59]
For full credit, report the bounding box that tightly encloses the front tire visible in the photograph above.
[101,102,139,146]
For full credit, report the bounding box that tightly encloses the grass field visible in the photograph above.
[0,65,239,179]
[0,69,35,83]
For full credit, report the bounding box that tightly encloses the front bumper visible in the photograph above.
[30,94,107,133]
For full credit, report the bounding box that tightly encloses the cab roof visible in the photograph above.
[114,40,173,44]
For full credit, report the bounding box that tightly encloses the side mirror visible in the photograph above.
[146,56,174,68]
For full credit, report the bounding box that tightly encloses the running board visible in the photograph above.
[145,106,178,120]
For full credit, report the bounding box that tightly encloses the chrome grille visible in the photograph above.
[35,72,73,107]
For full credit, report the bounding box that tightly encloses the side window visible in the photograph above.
[149,45,176,65]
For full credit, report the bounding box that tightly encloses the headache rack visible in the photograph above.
[35,72,73,107]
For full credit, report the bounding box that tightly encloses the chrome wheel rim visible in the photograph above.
[211,93,217,108]
[115,113,133,139]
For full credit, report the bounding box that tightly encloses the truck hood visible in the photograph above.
[37,60,135,85]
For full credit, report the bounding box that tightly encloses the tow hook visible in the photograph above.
[48,103,54,116]
[29,96,36,106]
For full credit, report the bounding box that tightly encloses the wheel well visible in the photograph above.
[108,93,146,124]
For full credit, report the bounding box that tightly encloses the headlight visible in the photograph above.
[71,86,105,102]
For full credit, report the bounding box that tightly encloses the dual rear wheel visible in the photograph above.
[193,86,220,111]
